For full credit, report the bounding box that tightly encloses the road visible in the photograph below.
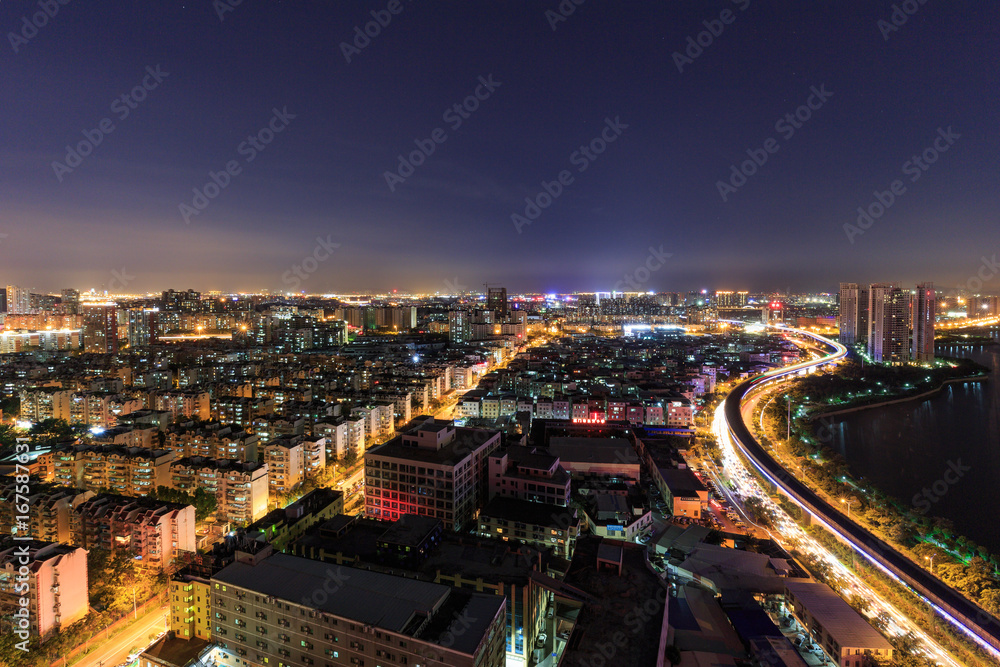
[430,338,545,422]
[433,389,465,420]
[713,325,1000,666]
[75,605,168,667]
[938,315,1000,330]
[340,465,365,509]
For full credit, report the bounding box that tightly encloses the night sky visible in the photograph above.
[2,1,997,295]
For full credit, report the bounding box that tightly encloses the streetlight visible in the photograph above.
[840,497,858,520]
[785,394,791,441]
[925,554,935,574]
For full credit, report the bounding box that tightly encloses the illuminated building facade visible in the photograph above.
[127,307,159,347]
[210,551,506,667]
[71,494,196,572]
[911,282,935,362]
[82,303,119,353]
[364,418,501,530]
[867,283,909,364]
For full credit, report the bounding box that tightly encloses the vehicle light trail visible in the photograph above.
[713,325,1000,666]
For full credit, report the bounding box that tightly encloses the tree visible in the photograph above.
[887,520,914,545]
[192,487,218,521]
[0,423,16,449]
[0,394,20,418]
[151,485,216,520]
[743,497,772,528]
[980,588,1000,616]
[28,418,79,445]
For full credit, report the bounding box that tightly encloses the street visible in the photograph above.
[712,328,973,666]
[74,605,168,667]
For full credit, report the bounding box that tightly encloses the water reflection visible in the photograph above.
[826,329,1000,552]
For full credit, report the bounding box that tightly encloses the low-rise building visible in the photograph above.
[169,573,213,641]
[659,467,709,519]
[479,497,580,559]
[784,580,894,667]
[291,515,553,666]
[164,423,260,462]
[246,488,344,552]
[211,551,507,667]
[262,437,304,499]
[52,443,173,496]
[19,387,72,423]
[0,483,93,543]
[547,436,642,484]
[581,490,653,541]
[488,444,571,507]
[153,389,211,421]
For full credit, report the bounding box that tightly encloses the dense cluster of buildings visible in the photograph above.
[838,282,936,363]
[0,286,914,666]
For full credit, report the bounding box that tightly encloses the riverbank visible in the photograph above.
[806,374,988,421]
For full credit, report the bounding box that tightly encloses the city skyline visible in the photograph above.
[3,4,1000,666]
[2,3,998,293]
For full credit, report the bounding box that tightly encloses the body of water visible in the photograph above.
[827,329,1000,553]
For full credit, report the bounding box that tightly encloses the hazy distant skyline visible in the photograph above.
[2,2,998,294]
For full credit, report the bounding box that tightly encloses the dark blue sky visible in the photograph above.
[1,1,997,294]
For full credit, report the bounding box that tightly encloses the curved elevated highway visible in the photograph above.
[723,326,1000,662]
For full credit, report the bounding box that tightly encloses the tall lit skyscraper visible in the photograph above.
[448,309,471,344]
[127,308,159,348]
[5,285,32,314]
[715,290,748,308]
[857,285,870,347]
[487,286,508,317]
[868,283,909,364]
[61,288,80,315]
[911,282,935,362]
[838,283,859,346]
[82,304,119,354]
[839,282,871,347]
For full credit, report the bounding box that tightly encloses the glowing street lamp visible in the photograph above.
[840,497,858,519]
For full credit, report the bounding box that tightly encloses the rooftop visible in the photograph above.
[480,496,578,529]
[548,436,640,465]
[784,580,892,650]
[214,552,502,653]
[140,635,211,667]
[660,467,707,497]
[367,427,498,466]
[377,513,442,547]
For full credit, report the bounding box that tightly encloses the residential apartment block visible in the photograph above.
[169,457,269,525]
[365,417,501,530]
[488,444,571,507]
[71,494,197,571]
[211,550,506,667]
[52,444,173,496]
[0,541,89,638]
